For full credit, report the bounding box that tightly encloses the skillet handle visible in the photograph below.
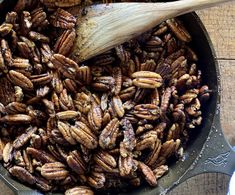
[179,112,235,183]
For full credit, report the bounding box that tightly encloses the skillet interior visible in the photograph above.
[0,2,219,194]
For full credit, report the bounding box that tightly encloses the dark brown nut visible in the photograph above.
[77,66,92,85]
[59,89,75,111]
[159,139,181,159]
[5,11,17,25]
[120,119,136,157]
[145,139,162,168]
[1,39,12,66]
[0,23,13,37]
[99,118,119,150]
[166,18,191,42]
[29,31,50,43]
[8,70,33,90]
[199,85,211,102]
[0,114,32,124]
[50,8,76,29]
[9,166,36,185]
[134,104,160,120]
[160,87,172,113]
[26,147,56,163]
[132,71,163,89]
[153,165,168,179]
[51,54,79,80]
[13,126,37,149]
[74,92,91,114]
[57,121,76,145]
[150,88,160,106]
[54,29,76,56]
[0,49,7,72]
[42,99,55,116]
[56,111,80,120]
[112,96,125,118]
[70,121,98,149]
[113,66,122,95]
[20,11,32,35]
[41,0,82,8]
[136,130,158,151]
[138,162,157,186]
[153,122,167,139]
[41,162,69,180]
[180,89,199,104]
[31,7,49,29]
[40,44,52,64]
[65,186,94,195]
[0,139,5,161]
[63,78,78,92]
[87,172,106,189]
[3,142,13,164]
[11,58,31,70]
[119,155,137,177]
[35,175,52,192]
[92,76,115,92]
[93,151,117,172]
[119,86,136,101]
[14,150,25,167]
[51,71,63,94]
[93,51,115,66]
[66,150,86,175]
[5,102,27,114]
[23,150,33,173]
[88,104,102,133]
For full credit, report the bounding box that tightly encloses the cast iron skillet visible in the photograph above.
[0,1,235,195]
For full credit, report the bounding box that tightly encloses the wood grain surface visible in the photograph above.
[1,2,234,195]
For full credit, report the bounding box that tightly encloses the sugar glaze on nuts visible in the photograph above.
[0,0,211,194]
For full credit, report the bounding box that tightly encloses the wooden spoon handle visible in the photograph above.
[72,0,232,62]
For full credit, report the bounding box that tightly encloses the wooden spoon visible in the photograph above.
[71,0,232,62]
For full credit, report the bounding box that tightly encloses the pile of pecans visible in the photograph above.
[0,0,211,194]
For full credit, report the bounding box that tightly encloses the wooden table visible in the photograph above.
[1,2,235,195]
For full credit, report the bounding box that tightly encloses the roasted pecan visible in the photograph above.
[119,86,136,101]
[88,104,102,133]
[1,39,12,66]
[3,142,13,164]
[0,114,32,124]
[56,110,80,120]
[77,66,92,85]
[67,150,86,175]
[65,186,94,195]
[50,8,76,29]
[41,0,82,8]
[132,71,163,89]
[31,7,49,29]
[8,70,33,90]
[0,23,13,37]
[87,172,105,189]
[134,104,160,120]
[92,76,115,92]
[99,118,119,150]
[57,121,76,145]
[29,31,50,43]
[20,11,32,35]
[26,147,56,163]
[138,162,157,186]
[145,139,162,168]
[153,165,168,179]
[112,96,125,118]
[9,166,36,185]
[136,130,158,151]
[5,102,26,114]
[70,121,98,149]
[119,155,137,177]
[54,29,76,56]
[93,151,117,173]
[41,162,69,180]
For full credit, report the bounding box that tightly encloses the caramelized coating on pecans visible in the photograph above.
[0,0,211,194]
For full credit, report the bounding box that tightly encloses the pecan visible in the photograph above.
[41,162,69,180]
[23,150,33,173]
[87,172,106,189]
[3,142,13,164]
[77,66,92,85]
[66,150,86,175]
[0,139,5,161]
[1,39,12,66]
[70,121,98,149]
[54,29,76,56]
[50,8,76,29]
[41,0,82,8]
[9,166,36,185]
[145,139,162,168]
[5,102,27,114]
[120,118,136,157]
[8,70,33,90]
[132,71,163,88]
[0,114,32,124]
[136,130,158,151]
[56,111,80,120]
[12,58,32,70]
[99,118,119,150]
[29,31,50,43]
[88,104,102,133]
[160,87,172,112]
[113,66,122,95]
[0,23,13,37]
[92,76,115,92]
[166,18,191,42]
[153,165,168,179]
[51,54,79,80]
[57,121,76,145]
[13,126,37,149]
[134,104,160,120]
[119,86,136,101]
[63,78,78,92]
[138,162,157,186]
[31,7,49,29]
[26,147,56,163]
[0,49,7,72]
[35,175,52,192]
[65,186,94,195]
[112,96,125,118]
[93,151,117,172]
[119,155,137,177]
[59,89,75,110]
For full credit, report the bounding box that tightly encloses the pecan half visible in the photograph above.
[138,162,157,186]
[66,150,86,175]
[57,121,76,145]
[93,151,117,172]
[41,162,69,180]
[88,104,102,133]
[134,104,160,120]
[8,70,33,90]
